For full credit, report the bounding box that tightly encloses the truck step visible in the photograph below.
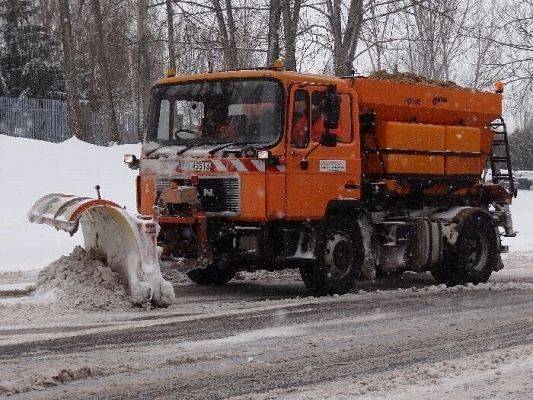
[490,157,510,162]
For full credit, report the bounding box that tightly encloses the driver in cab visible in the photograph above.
[201,107,236,139]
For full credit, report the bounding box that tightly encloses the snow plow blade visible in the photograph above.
[28,194,175,307]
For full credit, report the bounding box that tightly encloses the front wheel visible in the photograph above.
[187,258,237,285]
[431,214,499,286]
[300,218,364,295]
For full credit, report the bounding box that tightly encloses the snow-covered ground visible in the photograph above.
[0,135,139,271]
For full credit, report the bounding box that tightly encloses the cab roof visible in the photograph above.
[154,69,350,89]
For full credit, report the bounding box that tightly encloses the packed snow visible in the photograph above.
[0,134,139,271]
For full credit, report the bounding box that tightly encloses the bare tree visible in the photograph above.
[282,0,302,71]
[211,0,239,68]
[137,0,151,139]
[266,0,282,66]
[167,0,177,70]
[326,0,364,75]
[57,0,84,140]
[90,0,119,142]
[399,0,471,81]
[359,0,398,73]
[463,0,504,90]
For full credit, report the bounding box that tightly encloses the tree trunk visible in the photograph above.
[136,0,151,140]
[282,0,302,71]
[166,0,176,70]
[326,0,364,76]
[211,0,239,69]
[57,0,84,140]
[266,0,282,66]
[90,0,120,143]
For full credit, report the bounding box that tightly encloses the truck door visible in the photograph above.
[286,84,361,219]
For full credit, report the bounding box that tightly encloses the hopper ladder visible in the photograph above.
[489,118,516,197]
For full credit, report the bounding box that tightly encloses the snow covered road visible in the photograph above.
[1,258,532,399]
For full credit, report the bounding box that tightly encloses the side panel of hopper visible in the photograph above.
[353,78,502,128]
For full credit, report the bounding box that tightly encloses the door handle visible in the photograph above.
[344,182,360,190]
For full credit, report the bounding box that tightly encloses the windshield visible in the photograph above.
[147,79,283,146]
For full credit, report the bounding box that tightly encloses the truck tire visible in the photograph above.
[431,214,498,286]
[300,217,363,295]
[187,260,237,286]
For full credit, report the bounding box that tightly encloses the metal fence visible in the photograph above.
[0,96,140,145]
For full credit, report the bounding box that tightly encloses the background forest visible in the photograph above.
[0,0,531,165]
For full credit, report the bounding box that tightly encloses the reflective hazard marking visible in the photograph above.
[319,160,346,172]
[172,159,286,173]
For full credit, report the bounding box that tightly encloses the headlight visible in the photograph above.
[124,154,136,164]
[257,150,270,160]
[124,154,140,170]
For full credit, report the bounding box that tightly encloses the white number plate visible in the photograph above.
[193,161,212,172]
[319,160,346,172]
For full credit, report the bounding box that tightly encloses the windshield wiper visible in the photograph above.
[208,142,237,155]
[145,142,182,158]
[177,142,212,155]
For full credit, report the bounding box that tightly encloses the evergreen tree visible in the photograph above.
[0,0,64,99]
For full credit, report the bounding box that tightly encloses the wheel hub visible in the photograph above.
[324,234,352,279]
[464,231,489,272]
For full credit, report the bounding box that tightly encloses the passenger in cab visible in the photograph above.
[311,93,326,142]
[292,97,309,148]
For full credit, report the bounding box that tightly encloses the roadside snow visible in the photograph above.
[0,135,140,271]
[503,190,533,252]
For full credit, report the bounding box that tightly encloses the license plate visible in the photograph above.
[193,161,212,172]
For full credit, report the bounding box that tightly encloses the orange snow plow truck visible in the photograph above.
[29,65,517,305]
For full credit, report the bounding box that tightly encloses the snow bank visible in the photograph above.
[0,135,140,271]
[34,246,131,311]
[0,246,131,314]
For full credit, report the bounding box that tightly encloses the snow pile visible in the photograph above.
[0,134,140,272]
[34,246,131,311]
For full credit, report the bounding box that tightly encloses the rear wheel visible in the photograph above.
[431,214,498,286]
[300,217,363,295]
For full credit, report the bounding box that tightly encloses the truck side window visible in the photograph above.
[338,93,352,143]
[311,92,326,142]
[291,89,310,148]
[310,91,352,144]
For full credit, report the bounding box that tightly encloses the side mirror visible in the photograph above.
[320,132,337,147]
[324,85,341,130]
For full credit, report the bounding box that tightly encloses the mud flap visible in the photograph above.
[28,194,175,307]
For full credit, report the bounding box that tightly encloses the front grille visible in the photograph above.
[197,178,240,213]
[156,176,240,214]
